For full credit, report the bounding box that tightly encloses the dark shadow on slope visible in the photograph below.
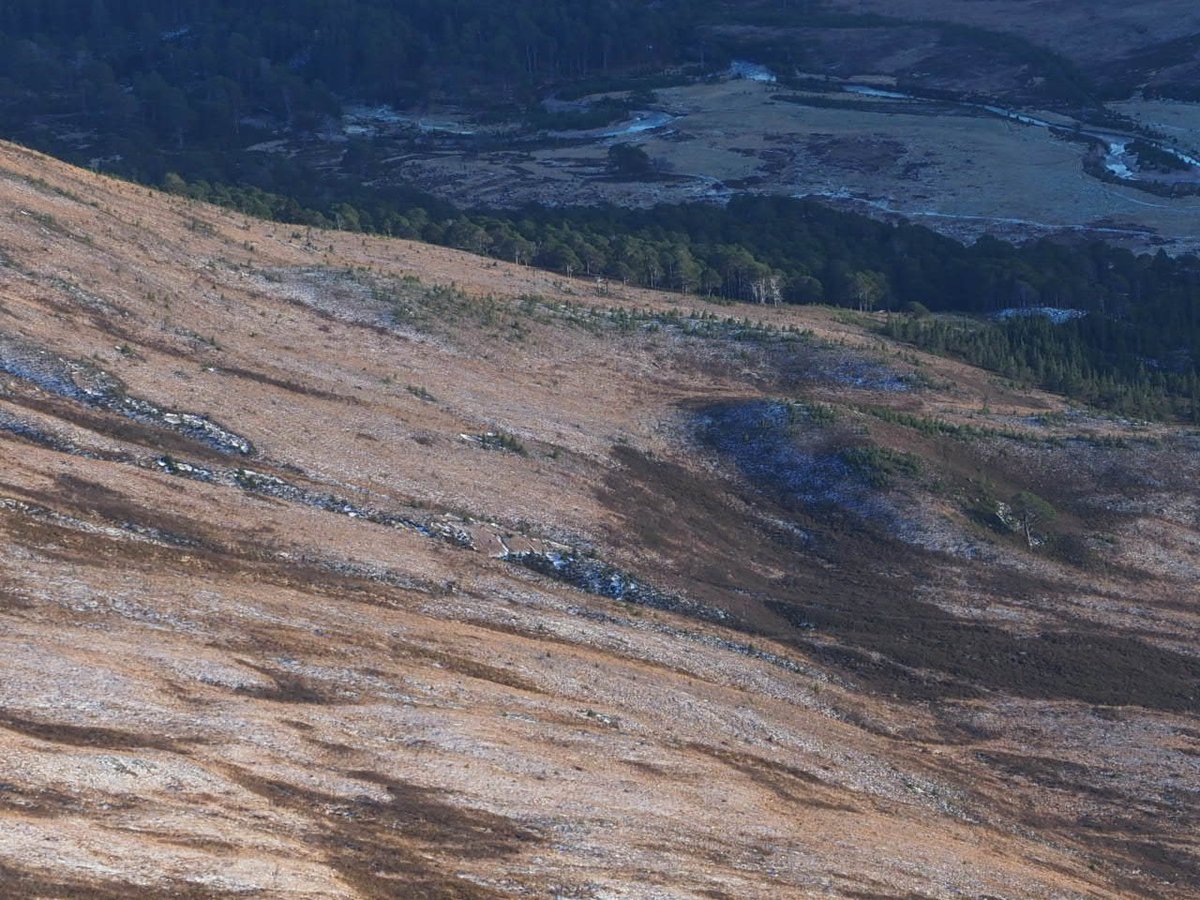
[0,863,249,900]
[231,662,339,705]
[694,399,904,528]
[0,710,197,752]
[605,431,1200,887]
[600,427,1200,714]
[225,767,539,899]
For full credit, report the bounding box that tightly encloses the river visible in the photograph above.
[842,84,1200,181]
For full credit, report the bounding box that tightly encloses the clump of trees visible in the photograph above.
[883,311,1200,422]
[1007,491,1058,549]
[0,0,1118,186]
[607,144,654,179]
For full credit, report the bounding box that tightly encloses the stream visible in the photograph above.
[592,65,1199,179]
[841,84,1200,180]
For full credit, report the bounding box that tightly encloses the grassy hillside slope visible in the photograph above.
[0,142,1196,897]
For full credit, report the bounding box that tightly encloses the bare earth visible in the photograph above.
[0,142,1197,897]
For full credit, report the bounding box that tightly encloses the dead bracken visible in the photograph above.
[0,141,1195,898]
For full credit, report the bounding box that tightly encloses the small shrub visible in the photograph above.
[480,431,526,454]
[899,300,932,317]
[841,444,922,488]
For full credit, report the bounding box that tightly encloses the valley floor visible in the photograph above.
[333,77,1200,256]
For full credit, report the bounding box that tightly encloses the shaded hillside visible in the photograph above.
[0,142,1196,897]
[819,0,1200,98]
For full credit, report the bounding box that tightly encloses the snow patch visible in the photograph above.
[1105,141,1135,180]
[844,85,911,100]
[598,111,678,138]
[994,307,1087,325]
[0,332,253,456]
[730,60,777,84]
[343,105,475,136]
[504,549,729,623]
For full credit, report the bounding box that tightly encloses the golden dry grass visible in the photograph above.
[0,141,1196,898]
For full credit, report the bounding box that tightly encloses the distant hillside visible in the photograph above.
[4,0,1194,178]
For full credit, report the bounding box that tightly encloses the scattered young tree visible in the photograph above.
[849,269,889,312]
[1010,490,1058,548]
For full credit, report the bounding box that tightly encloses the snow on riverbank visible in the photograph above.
[994,307,1087,324]
[844,85,911,100]
[1105,141,1134,179]
[730,60,777,83]
[800,190,1160,241]
[344,105,475,136]
[600,111,678,137]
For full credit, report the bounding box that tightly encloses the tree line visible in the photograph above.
[0,0,710,141]
[4,0,1198,419]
